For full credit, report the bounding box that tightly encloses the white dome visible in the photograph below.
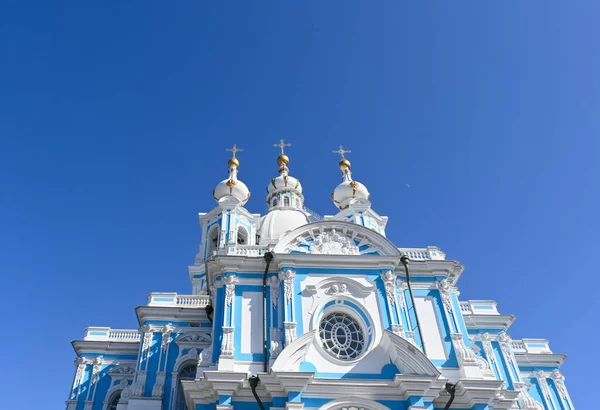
[213,157,250,206]
[258,209,310,243]
[267,174,302,195]
[332,160,370,209]
[213,177,250,205]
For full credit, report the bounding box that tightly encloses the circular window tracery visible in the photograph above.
[318,312,366,360]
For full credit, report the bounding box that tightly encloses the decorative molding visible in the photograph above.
[550,370,568,399]
[309,228,360,255]
[224,275,238,306]
[151,371,166,397]
[514,382,543,410]
[436,279,453,312]
[534,371,552,400]
[395,279,407,309]
[404,330,417,346]
[380,270,396,306]
[450,333,477,366]
[498,332,514,364]
[161,325,175,352]
[108,365,136,377]
[91,356,103,384]
[280,269,296,305]
[284,322,297,347]
[131,370,146,397]
[391,324,404,337]
[198,343,213,366]
[326,283,348,295]
[221,327,234,357]
[270,327,283,359]
[268,276,281,307]
[174,331,212,349]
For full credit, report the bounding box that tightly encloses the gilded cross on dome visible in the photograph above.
[273,139,291,155]
[332,145,351,160]
[226,144,243,158]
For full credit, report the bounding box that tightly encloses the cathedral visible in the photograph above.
[65,141,574,410]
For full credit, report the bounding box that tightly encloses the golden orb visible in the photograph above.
[339,158,351,170]
[228,157,239,168]
[277,154,289,166]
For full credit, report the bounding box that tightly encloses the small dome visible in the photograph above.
[213,176,250,205]
[332,160,369,209]
[258,208,310,243]
[267,174,303,195]
[213,146,250,206]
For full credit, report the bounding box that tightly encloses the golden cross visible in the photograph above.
[332,145,351,160]
[273,139,291,154]
[225,144,243,158]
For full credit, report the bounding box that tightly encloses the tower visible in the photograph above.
[65,144,574,410]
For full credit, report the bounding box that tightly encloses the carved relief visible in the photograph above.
[221,326,234,357]
[514,381,544,410]
[270,327,283,359]
[534,371,552,400]
[326,283,348,295]
[224,275,238,306]
[91,356,103,384]
[268,276,280,307]
[395,279,407,309]
[280,269,296,305]
[151,371,166,397]
[198,343,213,366]
[380,270,396,306]
[284,322,297,346]
[479,333,495,363]
[131,371,146,397]
[450,333,478,366]
[551,370,568,399]
[309,229,360,255]
[391,324,404,337]
[161,325,175,352]
[436,278,453,313]
[498,332,514,364]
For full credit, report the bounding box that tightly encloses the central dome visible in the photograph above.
[258,208,310,244]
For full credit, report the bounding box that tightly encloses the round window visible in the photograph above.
[318,312,366,360]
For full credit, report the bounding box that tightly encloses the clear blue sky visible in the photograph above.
[1,2,597,408]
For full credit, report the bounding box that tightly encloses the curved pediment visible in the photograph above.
[272,221,401,257]
[272,328,439,378]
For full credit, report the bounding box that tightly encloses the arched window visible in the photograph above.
[206,226,219,258]
[283,196,290,207]
[108,391,121,410]
[272,198,278,207]
[175,363,197,410]
[237,227,248,245]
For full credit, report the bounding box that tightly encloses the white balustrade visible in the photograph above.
[84,327,140,342]
[399,246,446,261]
[147,293,210,308]
[460,302,473,314]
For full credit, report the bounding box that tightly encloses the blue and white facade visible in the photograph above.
[66,145,574,410]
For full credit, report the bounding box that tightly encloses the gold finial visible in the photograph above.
[333,145,352,169]
[273,139,291,165]
[226,144,243,167]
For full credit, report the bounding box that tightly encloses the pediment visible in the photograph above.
[273,221,400,257]
[174,331,212,348]
[271,328,439,378]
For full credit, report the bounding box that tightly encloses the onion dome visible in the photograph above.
[331,145,370,209]
[265,139,304,208]
[259,139,310,243]
[213,144,250,206]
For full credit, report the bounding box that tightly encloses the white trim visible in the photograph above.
[319,397,391,410]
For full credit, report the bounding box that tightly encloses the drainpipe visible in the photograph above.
[262,252,274,372]
[248,375,265,410]
[400,255,427,356]
[444,382,456,410]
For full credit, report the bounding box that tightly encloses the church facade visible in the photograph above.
[65,142,574,410]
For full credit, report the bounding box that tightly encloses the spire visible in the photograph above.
[273,138,292,176]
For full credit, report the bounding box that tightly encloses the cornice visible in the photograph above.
[71,340,140,357]
[515,353,567,369]
[134,305,208,327]
[463,314,515,330]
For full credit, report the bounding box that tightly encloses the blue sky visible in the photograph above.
[1,2,598,407]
